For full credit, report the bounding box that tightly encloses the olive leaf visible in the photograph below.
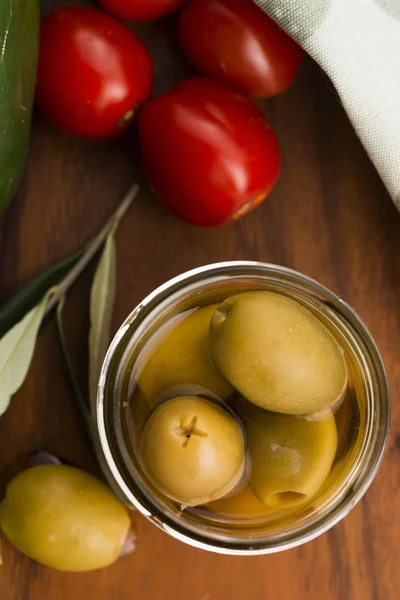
[89,227,117,408]
[0,182,139,339]
[0,249,84,338]
[0,290,53,417]
[0,183,139,429]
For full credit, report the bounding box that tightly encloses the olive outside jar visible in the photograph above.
[94,262,390,555]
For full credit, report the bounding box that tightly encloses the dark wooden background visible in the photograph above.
[0,1,399,598]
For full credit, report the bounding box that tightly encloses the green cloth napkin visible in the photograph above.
[254,0,400,205]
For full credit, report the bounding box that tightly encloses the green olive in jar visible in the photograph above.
[0,465,132,572]
[209,292,347,415]
[140,396,246,507]
[237,400,337,509]
[137,304,233,408]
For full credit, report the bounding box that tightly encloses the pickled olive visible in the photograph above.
[238,401,338,508]
[0,465,131,572]
[137,304,233,408]
[209,292,347,415]
[208,485,273,518]
[139,396,246,507]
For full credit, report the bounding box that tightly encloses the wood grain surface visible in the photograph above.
[0,2,399,599]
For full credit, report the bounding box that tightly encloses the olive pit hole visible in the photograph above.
[174,415,208,447]
[267,491,307,508]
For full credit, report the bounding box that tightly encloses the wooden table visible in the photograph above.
[1,3,399,599]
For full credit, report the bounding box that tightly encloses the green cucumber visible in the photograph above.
[0,0,39,211]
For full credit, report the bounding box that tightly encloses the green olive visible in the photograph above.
[238,400,337,509]
[0,465,131,572]
[209,292,347,415]
[140,396,246,507]
[137,304,233,408]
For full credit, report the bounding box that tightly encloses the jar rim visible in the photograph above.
[95,261,391,555]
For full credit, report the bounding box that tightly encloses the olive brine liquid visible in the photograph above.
[119,292,363,529]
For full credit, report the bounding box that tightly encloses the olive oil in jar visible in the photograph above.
[120,291,362,527]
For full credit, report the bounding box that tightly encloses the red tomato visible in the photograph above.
[36,6,153,140]
[98,0,188,22]
[178,0,303,98]
[138,78,280,227]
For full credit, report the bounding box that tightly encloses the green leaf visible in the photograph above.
[0,184,139,422]
[89,230,117,408]
[0,249,83,338]
[0,290,52,417]
[0,183,139,338]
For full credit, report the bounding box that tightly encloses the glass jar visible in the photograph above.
[94,262,390,555]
